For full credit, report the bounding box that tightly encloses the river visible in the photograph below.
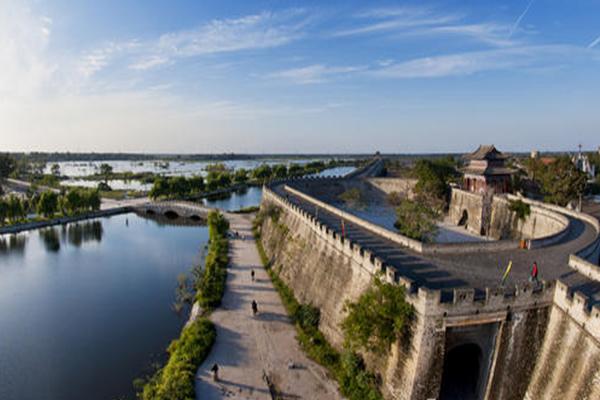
[0,213,208,400]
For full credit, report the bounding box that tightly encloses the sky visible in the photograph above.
[1,0,600,154]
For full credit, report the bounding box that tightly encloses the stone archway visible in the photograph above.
[439,343,482,400]
[458,210,469,228]
[164,210,179,219]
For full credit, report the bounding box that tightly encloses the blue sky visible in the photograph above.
[1,0,600,154]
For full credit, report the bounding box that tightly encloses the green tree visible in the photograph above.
[188,176,205,194]
[0,153,16,179]
[50,163,61,177]
[252,164,273,183]
[37,191,59,218]
[539,156,587,206]
[394,198,439,242]
[99,163,113,183]
[342,276,414,354]
[272,164,288,179]
[233,168,248,184]
[0,199,8,225]
[413,159,457,205]
[5,195,25,223]
[149,177,170,199]
[288,164,304,177]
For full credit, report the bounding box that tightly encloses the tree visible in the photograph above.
[149,177,170,199]
[99,163,113,183]
[0,199,8,225]
[51,163,61,177]
[272,164,288,179]
[252,165,273,183]
[5,195,25,223]
[188,176,205,193]
[413,159,457,206]
[0,153,16,179]
[37,191,59,218]
[288,164,304,177]
[394,198,439,242]
[342,276,414,354]
[234,168,248,184]
[539,156,587,206]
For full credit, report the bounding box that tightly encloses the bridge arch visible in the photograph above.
[189,214,202,221]
[164,210,179,219]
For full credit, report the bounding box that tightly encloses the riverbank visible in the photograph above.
[0,207,131,235]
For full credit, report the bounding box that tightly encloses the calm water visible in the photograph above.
[0,214,208,400]
[201,167,356,211]
[53,161,354,192]
[47,158,336,178]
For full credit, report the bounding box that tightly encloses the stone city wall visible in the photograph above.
[524,280,600,400]
[260,184,564,400]
[366,177,418,198]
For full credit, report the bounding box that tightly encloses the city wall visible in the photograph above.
[448,189,570,246]
[259,185,576,399]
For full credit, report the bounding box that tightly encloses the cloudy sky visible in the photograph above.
[1,0,600,153]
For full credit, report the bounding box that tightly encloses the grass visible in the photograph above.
[136,318,216,400]
[254,221,382,400]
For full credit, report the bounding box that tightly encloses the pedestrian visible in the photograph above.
[210,363,219,381]
[530,261,539,284]
[251,300,258,316]
[251,269,255,282]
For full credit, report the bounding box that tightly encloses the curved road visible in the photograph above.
[271,182,600,304]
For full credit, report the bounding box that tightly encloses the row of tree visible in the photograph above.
[523,156,588,206]
[0,188,101,225]
[148,160,341,200]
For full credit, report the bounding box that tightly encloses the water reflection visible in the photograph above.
[39,227,61,252]
[0,234,27,254]
[0,213,208,400]
[64,220,103,247]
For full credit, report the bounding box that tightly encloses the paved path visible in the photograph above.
[195,213,341,400]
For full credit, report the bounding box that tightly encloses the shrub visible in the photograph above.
[338,188,366,209]
[138,318,216,400]
[394,198,439,242]
[342,276,414,355]
[254,225,383,400]
[508,199,531,221]
[196,211,229,310]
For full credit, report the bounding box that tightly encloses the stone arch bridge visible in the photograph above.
[134,200,212,221]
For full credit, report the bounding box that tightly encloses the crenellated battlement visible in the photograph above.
[262,184,557,318]
[553,280,600,343]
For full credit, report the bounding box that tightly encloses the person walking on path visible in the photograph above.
[210,363,219,382]
[530,261,539,284]
[251,300,258,316]
[251,269,255,282]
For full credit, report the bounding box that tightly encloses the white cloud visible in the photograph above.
[0,2,55,98]
[371,46,582,79]
[123,10,308,71]
[269,64,364,84]
[334,7,460,37]
[333,6,517,47]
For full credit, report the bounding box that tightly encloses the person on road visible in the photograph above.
[530,261,539,284]
[251,269,255,282]
[251,300,258,316]
[210,363,219,381]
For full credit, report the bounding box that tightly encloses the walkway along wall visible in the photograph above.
[260,185,563,400]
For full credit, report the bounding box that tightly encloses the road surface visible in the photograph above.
[195,213,341,400]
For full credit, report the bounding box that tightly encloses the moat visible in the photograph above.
[0,213,207,400]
